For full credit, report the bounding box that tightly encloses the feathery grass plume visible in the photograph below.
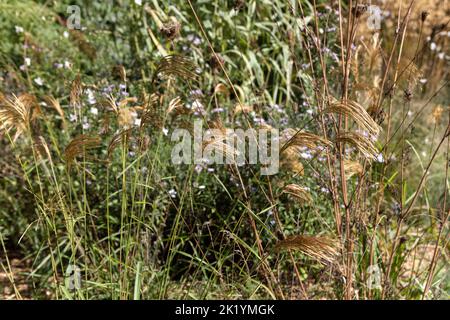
[103,94,129,114]
[324,100,381,136]
[101,94,118,114]
[280,128,332,153]
[153,55,198,83]
[108,129,132,159]
[0,93,40,141]
[64,134,101,168]
[343,159,363,179]
[275,235,339,264]
[70,75,82,109]
[43,95,67,128]
[141,109,162,129]
[336,132,379,161]
[142,91,160,106]
[281,184,312,204]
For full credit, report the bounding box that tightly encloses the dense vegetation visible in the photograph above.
[0,0,448,300]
